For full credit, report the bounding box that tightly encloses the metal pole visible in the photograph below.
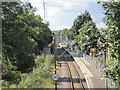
[43,0,47,23]
[104,43,109,89]
[54,36,57,90]
[105,77,108,90]
[55,51,57,90]
[80,37,82,57]
[43,0,45,22]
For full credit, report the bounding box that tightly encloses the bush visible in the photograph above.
[18,54,54,88]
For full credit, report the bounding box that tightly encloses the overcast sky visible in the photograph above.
[29,0,108,31]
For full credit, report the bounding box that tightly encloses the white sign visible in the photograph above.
[52,74,59,81]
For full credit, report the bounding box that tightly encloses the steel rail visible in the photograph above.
[63,48,86,90]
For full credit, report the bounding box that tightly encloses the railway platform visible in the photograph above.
[59,44,105,88]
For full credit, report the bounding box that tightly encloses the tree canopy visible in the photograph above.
[71,11,92,37]
[2,2,52,83]
[98,0,120,87]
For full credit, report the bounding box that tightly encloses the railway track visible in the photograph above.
[57,47,87,89]
[65,51,86,89]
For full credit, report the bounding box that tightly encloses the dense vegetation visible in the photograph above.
[98,0,120,87]
[2,2,53,88]
[55,0,120,87]
[8,54,54,88]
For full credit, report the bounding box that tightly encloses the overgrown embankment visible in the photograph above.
[2,2,54,88]
[18,54,55,88]
[3,54,55,88]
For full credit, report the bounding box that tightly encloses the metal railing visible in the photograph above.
[64,43,116,88]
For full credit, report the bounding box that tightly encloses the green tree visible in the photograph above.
[98,0,120,87]
[76,21,99,54]
[71,10,92,37]
[2,2,36,73]
[2,2,52,85]
[71,11,99,54]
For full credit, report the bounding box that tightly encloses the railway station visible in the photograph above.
[1,0,119,89]
[55,42,105,89]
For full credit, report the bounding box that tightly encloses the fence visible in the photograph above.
[65,43,116,88]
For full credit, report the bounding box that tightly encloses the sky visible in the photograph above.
[28,0,108,31]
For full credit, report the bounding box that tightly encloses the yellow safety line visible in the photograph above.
[74,57,93,77]
[81,58,91,65]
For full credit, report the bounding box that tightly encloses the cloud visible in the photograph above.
[96,22,107,29]
[48,7,59,17]
[62,2,88,13]
[47,0,64,7]
[29,0,108,30]
[47,0,89,16]
[47,1,89,24]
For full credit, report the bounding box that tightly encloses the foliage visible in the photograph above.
[55,11,93,43]
[18,54,54,88]
[69,11,99,54]
[98,0,120,87]
[54,28,73,42]
[71,10,92,37]
[76,21,99,54]
[2,2,52,86]
[55,11,99,54]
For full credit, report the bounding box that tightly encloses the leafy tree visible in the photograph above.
[76,21,99,54]
[54,28,71,42]
[2,2,37,73]
[2,2,52,85]
[56,11,99,55]
[71,10,92,37]
[98,0,120,87]
[70,11,99,54]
